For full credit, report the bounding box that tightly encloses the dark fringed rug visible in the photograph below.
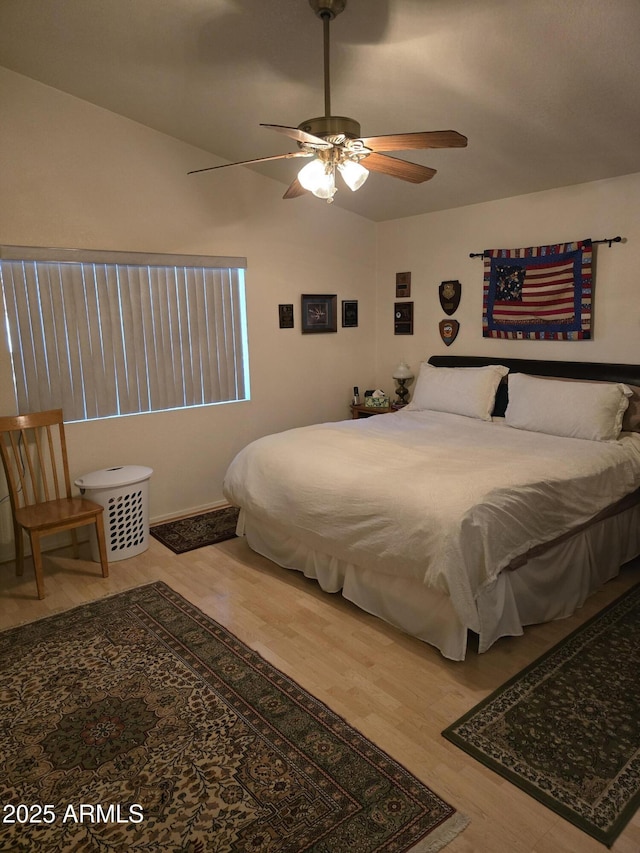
[150,505,240,553]
[443,583,640,847]
[0,582,468,853]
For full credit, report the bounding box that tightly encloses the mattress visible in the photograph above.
[223,409,640,635]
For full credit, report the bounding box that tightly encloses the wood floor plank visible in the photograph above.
[1,536,638,852]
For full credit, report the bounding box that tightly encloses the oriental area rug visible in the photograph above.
[150,505,239,553]
[443,582,640,847]
[0,583,468,853]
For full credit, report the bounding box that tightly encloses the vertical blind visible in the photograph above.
[0,247,249,422]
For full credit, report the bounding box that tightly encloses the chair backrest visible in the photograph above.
[0,409,72,511]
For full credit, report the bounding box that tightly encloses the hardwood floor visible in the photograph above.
[1,536,639,853]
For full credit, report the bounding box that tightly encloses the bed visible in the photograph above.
[223,357,640,660]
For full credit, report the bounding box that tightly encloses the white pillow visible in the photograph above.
[406,364,509,420]
[505,373,632,441]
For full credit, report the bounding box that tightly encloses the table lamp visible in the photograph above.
[392,361,414,407]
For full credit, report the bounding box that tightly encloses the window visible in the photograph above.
[0,246,249,422]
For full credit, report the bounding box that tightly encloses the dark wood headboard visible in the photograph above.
[428,356,640,417]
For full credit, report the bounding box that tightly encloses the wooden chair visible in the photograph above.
[0,409,109,599]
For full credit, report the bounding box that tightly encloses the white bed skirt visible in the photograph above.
[237,505,640,660]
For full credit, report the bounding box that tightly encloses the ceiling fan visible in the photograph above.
[188,0,467,203]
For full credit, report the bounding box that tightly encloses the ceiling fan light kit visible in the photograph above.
[189,0,467,204]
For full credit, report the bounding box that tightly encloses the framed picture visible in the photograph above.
[301,294,337,333]
[396,271,411,298]
[342,300,358,327]
[278,303,294,329]
[394,301,413,335]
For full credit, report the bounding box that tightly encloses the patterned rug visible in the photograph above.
[150,505,239,553]
[443,583,640,847]
[0,583,468,852]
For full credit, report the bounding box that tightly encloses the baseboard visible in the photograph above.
[150,500,231,526]
[0,501,233,566]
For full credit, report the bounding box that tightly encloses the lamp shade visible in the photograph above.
[298,158,337,199]
[338,159,369,191]
[392,361,413,381]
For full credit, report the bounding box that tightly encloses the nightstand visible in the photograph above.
[350,404,396,419]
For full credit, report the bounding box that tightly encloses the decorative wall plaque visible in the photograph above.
[342,300,358,327]
[394,302,413,335]
[396,272,411,298]
[278,304,294,328]
[439,280,461,315]
[439,318,460,346]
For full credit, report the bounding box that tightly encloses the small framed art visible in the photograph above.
[278,304,294,328]
[342,300,358,328]
[394,301,413,335]
[301,294,337,333]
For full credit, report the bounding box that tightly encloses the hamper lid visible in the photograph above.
[75,465,153,489]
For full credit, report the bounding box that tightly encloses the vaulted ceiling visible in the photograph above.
[2,0,640,221]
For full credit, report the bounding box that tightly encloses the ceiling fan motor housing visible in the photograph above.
[298,116,361,143]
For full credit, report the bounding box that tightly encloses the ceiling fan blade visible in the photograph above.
[260,124,333,149]
[188,151,312,175]
[283,178,307,199]
[363,153,437,183]
[358,130,468,152]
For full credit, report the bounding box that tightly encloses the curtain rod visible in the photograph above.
[468,236,622,258]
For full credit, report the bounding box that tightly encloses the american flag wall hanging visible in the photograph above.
[482,239,592,340]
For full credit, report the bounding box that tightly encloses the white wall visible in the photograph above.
[0,68,377,557]
[3,66,639,562]
[374,174,640,389]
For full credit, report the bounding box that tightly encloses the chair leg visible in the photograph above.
[29,533,46,600]
[14,522,24,576]
[70,529,79,559]
[94,515,109,578]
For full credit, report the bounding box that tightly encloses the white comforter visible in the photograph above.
[223,410,640,632]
